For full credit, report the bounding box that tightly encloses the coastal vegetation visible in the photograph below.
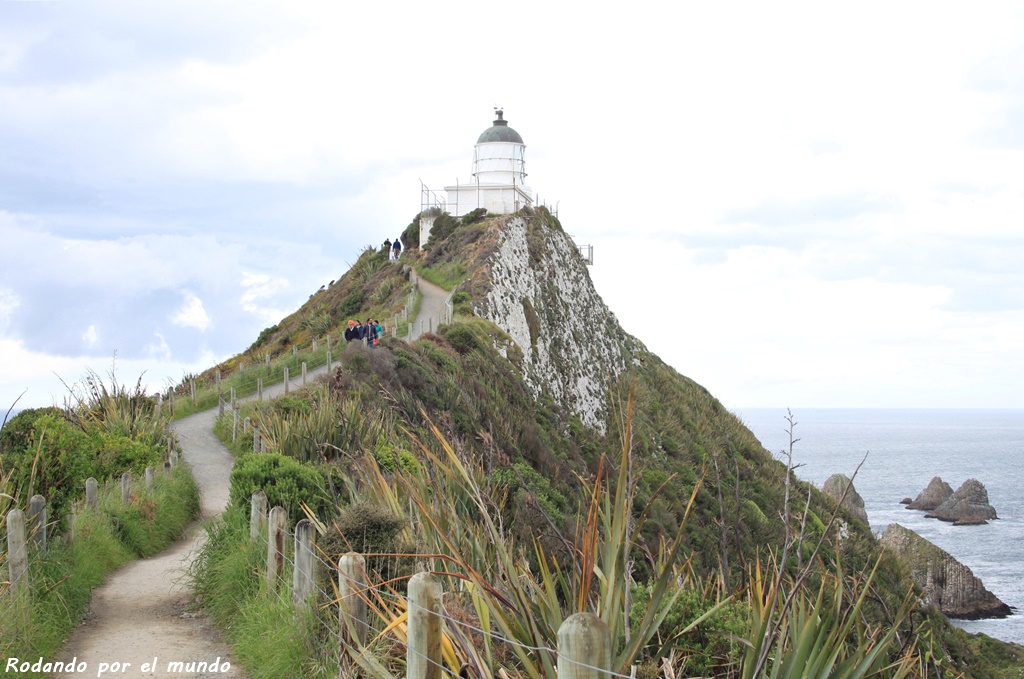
[0,372,199,675]
[180,203,1019,676]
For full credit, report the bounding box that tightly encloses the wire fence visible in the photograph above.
[2,457,185,605]
[244,494,624,679]
[163,281,458,419]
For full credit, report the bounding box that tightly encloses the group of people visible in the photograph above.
[382,237,403,261]
[344,319,384,346]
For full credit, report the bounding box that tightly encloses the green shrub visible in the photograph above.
[441,324,480,354]
[401,214,420,251]
[229,453,332,524]
[338,290,365,320]
[461,207,487,225]
[319,501,414,593]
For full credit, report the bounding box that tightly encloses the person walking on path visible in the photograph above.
[363,319,377,347]
[383,238,391,256]
[392,237,402,260]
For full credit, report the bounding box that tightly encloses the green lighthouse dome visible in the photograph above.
[476,109,524,144]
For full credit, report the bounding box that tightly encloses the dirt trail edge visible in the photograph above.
[53,368,331,679]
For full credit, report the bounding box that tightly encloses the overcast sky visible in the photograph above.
[1,1,1023,413]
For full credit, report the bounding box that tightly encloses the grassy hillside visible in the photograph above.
[184,209,1022,678]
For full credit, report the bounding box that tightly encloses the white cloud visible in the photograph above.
[240,272,289,324]
[0,287,18,331]
[82,324,98,348]
[171,292,210,331]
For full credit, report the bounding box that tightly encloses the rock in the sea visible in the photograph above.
[906,476,954,511]
[880,523,1011,619]
[927,479,997,525]
[821,473,869,525]
[900,497,912,505]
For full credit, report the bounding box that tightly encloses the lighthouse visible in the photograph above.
[419,110,536,248]
[446,109,533,216]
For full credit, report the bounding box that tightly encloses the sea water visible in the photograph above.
[736,408,1024,645]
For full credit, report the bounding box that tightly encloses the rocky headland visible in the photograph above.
[821,473,869,525]
[926,478,998,525]
[880,523,1012,620]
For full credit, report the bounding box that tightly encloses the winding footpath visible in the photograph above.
[52,273,451,678]
[53,371,325,679]
[53,405,241,678]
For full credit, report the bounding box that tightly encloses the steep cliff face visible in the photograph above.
[473,214,640,432]
[880,523,1011,620]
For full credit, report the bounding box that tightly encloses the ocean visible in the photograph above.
[737,408,1024,645]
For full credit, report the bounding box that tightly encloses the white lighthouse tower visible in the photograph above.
[446,109,533,217]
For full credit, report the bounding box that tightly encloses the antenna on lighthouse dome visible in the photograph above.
[494,107,504,121]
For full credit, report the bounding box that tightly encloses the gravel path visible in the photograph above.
[53,367,333,678]
[408,270,451,341]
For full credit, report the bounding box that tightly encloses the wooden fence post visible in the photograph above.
[86,477,98,509]
[121,472,131,504]
[265,353,271,370]
[266,506,288,590]
[312,339,318,353]
[284,367,290,394]
[339,553,368,649]
[230,386,236,409]
[300,362,306,386]
[326,350,332,371]
[257,378,263,401]
[215,369,221,387]
[28,495,46,551]
[218,394,225,418]
[293,519,315,607]
[250,490,268,541]
[170,450,179,466]
[190,379,197,406]
[145,466,155,490]
[293,346,297,357]
[407,572,443,679]
[233,406,239,443]
[557,613,611,679]
[326,335,331,353]
[253,424,260,453]
[239,361,246,376]
[6,508,29,598]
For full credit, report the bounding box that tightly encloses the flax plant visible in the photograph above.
[343,392,727,679]
[65,367,166,446]
[738,557,918,679]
